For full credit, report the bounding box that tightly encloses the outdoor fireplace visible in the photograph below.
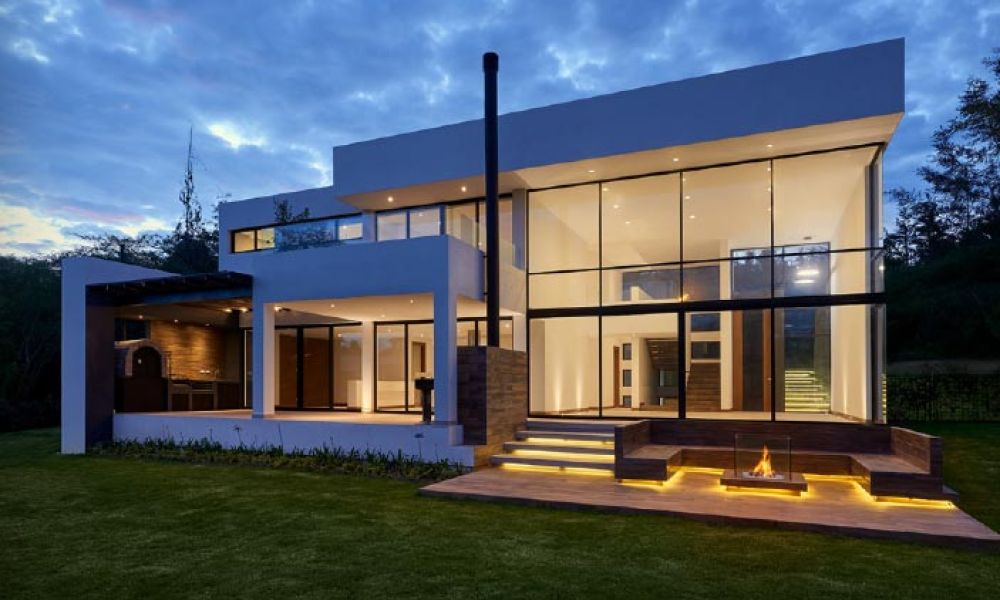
[721,434,808,495]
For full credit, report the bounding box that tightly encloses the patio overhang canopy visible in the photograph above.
[87,271,252,307]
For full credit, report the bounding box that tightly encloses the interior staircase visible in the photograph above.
[783,369,829,413]
[490,419,616,474]
[686,362,721,411]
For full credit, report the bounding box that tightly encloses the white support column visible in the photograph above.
[512,314,527,351]
[361,321,375,413]
[433,289,458,423]
[252,301,275,418]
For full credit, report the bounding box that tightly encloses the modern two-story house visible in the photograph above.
[63,40,909,485]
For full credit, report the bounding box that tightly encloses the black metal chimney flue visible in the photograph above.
[484,52,500,347]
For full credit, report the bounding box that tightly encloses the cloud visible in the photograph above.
[8,38,50,64]
[207,121,268,150]
[0,0,996,255]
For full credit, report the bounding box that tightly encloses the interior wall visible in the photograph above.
[830,304,870,419]
[530,318,598,413]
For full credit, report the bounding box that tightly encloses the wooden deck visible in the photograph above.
[420,467,1000,551]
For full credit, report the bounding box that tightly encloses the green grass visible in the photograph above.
[1,428,998,599]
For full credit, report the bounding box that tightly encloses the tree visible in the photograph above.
[0,256,61,431]
[885,49,1000,361]
[161,127,219,274]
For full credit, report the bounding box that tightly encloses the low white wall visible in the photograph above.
[113,414,476,466]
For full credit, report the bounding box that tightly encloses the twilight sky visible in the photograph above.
[1,0,997,256]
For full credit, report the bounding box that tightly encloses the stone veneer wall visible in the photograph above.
[149,321,240,381]
[456,346,528,467]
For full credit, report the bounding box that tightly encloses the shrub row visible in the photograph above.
[90,438,468,482]
[888,373,1000,422]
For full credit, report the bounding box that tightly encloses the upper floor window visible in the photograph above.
[231,215,360,253]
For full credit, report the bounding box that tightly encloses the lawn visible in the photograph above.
[1,427,998,599]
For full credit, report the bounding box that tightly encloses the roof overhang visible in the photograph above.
[87,271,252,307]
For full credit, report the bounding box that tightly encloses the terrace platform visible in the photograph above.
[421,467,1000,551]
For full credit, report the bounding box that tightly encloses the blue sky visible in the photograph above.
[1,0,997,256]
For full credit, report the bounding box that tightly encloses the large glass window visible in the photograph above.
[775,307,831,419]
[773,147,875,251]
[602,314,679,418]
[682,161,771,263]
[529,317,598,415]
[377,211,407,241]
[603,265,681,305]
[528,185,599,272]
[334,326,363,409]
[376,325,406,410]
[686,310,771,420]
[446,203,477,248]
[409,208,441,238]
[529,271,599,309]
[602,174,680,267]
[407,323,434,411]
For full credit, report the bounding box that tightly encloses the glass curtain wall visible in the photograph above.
[333,326,364,410]
[526,145,884,422]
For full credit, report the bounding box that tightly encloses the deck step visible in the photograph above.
[515,429,614,442]
[525,419,619,433]
[490,454,615,472]
[503,441,615,455]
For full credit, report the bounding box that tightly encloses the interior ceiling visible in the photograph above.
[277,293,514,324]
[116,298,251,328]
[340,113,899,211]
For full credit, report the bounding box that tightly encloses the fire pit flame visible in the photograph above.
[745,444,783,480]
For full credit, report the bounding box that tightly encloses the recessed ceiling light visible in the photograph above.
[205,323,211,327]
[329,303,336,308]
[612,204,620,209]
[380,314,386,318]
[602,186,609,192]
[625,220,631,225]
[409,299,414,304]
[767,167,772,172]
[240,308,248,313]
[766,144,773,148]
[173,319,179,324]
[793,278,814,285]
[689,214,696,219]
[796,268,820,277]
[587,169,596,174]
[138,315,144,319]
[504,322,511,328]
[461,185,467,192]
[387,196,394,203]
[274,306,281,312]
[684,195,691,200]
[672,157,680,162]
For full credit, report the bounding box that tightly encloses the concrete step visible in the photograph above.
[503,441,616,456]
[515,429,615,443]
[490,454,615,471]
[526,419,619,433]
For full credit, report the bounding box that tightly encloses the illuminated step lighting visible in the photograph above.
[509,449,614,462]
[872,496,955,509]
[521,437,612,447]
[500,463,612,477]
